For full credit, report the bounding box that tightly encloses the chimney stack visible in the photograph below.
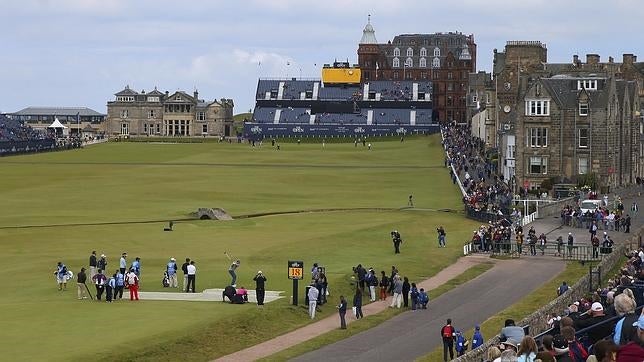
[586,54,600,64]
[608,56,614,63]
[623,54,636,64]
[194,90,199,100]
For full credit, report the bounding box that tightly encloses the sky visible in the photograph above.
[0,0,642,115]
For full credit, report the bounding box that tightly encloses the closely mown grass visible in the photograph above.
[264,262,495,361]
[0,137,484,361]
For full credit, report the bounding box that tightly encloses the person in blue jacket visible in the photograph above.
[455,330,467,356]
[472,325,484,349]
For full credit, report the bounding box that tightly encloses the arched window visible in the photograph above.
[393,47,400,57]
[433,47,440,57]
[432,57,440,68]
[419,57,427,68]
[420,47,427,57]
[406,47,413,57]
[393,57,400,68]
[405,57,413,67]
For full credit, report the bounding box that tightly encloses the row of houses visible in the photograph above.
[466,42,644,191]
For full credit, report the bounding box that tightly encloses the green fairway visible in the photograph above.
[0,136,479,361]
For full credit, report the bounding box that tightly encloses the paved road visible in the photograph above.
[292,258,564,362]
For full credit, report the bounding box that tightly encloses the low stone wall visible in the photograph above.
[537,196,575,219]
[455,227,642,362]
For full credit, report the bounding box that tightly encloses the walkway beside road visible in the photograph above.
[214,256,491,362]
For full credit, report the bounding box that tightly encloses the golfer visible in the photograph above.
[229,260,241,287]
[77,267,89,300]
[54,261,68,291]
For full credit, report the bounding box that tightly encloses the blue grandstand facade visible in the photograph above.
[244,75,439,139]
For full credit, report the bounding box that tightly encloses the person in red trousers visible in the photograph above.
[125,268,139,301]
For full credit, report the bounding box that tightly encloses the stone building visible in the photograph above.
[105,86,234,137]
[477,41,644,191]
[357,17,476,123]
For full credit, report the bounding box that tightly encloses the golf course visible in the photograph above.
[0,135,481,361]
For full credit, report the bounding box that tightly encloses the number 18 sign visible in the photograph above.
[288,260,304,280]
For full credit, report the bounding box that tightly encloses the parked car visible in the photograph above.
[579,199,602,214]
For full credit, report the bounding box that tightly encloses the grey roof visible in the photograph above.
[12,107,105,116]
[359,16,378,44]
[146,89,165,96]
[540,77,608,109]
[115,87,139,96]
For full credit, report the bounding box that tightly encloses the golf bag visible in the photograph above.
[162,271,170,288]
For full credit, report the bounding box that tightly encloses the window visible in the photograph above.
[176,95,182,101]
[525,100,550,116]
[405,57,413,67]
[197,112,206,121]
[393,71,399,79]
[419,57,426,68]
[447,96,453,106]
[528,156,548,174]
[393,47,400,57]
[148,110,155,118]
[147,96,159,102]
[406,47,413,57]
[405,71,412,80]
[420,47,427,57]
[432,71,439,79]
[202,124,208,134]
[579,102,589,116]
[578,128,589,148]
[433,47,440,57]
[144,123,148,133]
[156,124,160,133]
[432,57,440,68]
[507,144,515,159]
[116,96,134,102]
[120,123,129,135]
[527,128,548,148]
[393,57,400,68]
[447,72,453,79]
[120,109,128,118]
[472,94,478,103]
[447,83,453,91]
[578,157,588,174]
[420,71,427,79]
[577,79,597,91]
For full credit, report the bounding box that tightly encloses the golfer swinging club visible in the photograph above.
[225,252,241,287]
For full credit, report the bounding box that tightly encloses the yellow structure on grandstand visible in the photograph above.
[321,62,361,84]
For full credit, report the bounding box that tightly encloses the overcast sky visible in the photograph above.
[0,0,642,115]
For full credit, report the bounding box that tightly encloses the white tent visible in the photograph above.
[48,118,68,129]
[48,117,68,136]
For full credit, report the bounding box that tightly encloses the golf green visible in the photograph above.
[0,136,480,361]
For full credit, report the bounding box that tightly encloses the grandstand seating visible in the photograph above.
[318,86,361,101]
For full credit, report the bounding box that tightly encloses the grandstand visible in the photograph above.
[0,114,58,156]
[244,62,440,139]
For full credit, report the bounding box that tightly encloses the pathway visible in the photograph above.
[214,255,491,362]
[138,288,284,303]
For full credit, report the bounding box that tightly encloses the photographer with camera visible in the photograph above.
[437,226,447,248]
[391,230,402,254]
[253,270,267,305]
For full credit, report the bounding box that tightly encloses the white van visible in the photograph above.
[579,199,603,214]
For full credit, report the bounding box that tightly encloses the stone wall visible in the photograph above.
[537,196,575,218]
[454,227,642,362]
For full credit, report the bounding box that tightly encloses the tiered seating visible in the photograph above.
[372,109,410,125]
[416,110,433,124]
[315,112,366,125]
[368,81,413,101]
[252,107,277,123]
[255,80,281,99]
[318,86,361,101]
[279,108,311,123]
[0,115,49,142]
[282,81,316,100]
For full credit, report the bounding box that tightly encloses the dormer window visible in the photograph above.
[147,96,159,102]
[116,96,134,102]
[433,47,440,57]
[420,47,427,57]
[577,79,597,91]
[406,47,413,57]
[393,47,400,57]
